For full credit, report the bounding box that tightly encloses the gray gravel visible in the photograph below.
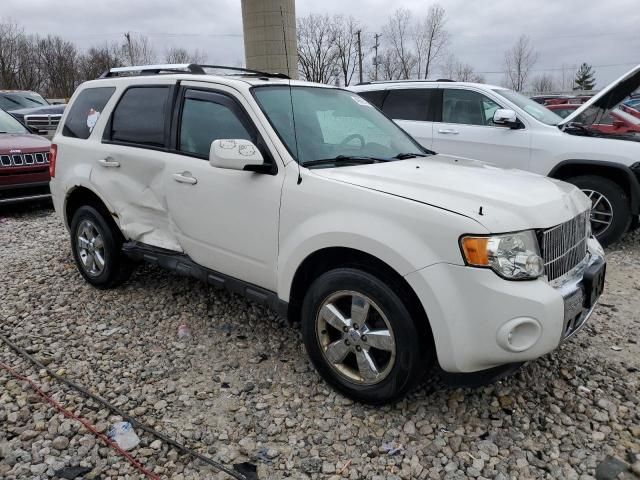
[1,204,639,480]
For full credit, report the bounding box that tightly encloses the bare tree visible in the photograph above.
[377,49,402,81]
[36,35,79,97]
[531,73,555,93]
[332,15,360,86]
[78,43,123,82]
[503,35,538,92]
[441,54,484,83]
[297,14,338,83]
[122,33,156,66]
[414,4,448,79]
[383,8,415,79]
[165,47,207,64]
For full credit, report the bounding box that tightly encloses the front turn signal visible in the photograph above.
[461,236,490,266]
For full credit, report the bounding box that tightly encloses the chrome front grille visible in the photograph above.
[541,210,590,282]
[0,152,49,167]
[24,114,61,132]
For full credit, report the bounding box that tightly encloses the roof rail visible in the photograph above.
[99,64,290,79]
[356,78,455,86]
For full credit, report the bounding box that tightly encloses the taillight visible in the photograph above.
[49,144,57,178]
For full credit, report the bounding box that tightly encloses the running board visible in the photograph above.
[122,241,287,316]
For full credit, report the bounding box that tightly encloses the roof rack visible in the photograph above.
[356,78,455,86]
[99,64,290,79]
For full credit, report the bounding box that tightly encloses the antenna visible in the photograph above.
[280,6,302,185]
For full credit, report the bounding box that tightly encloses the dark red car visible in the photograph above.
[0,108,51,205]
[547,103,640,135]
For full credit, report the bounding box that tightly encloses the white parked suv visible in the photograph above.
[351,65,640,246]
[50,64,605,404]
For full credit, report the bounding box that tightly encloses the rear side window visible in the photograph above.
[110,87,170,147]
[382,89,436,121]
[357,90,387,109]
[62,87,115,139]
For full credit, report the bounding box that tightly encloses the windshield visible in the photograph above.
[253,86,426,165]
[0,109,28,134]
[493,89,563,126]
[0,92,49,110]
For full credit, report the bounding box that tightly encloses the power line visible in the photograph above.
[476,62,638,75]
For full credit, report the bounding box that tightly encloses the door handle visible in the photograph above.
[98,158,120,167]
[172,173,198,185]
[438,129,460,135]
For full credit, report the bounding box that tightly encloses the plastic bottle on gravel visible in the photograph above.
[107,422,140,450]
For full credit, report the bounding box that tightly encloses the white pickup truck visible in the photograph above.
[50,64,605,404]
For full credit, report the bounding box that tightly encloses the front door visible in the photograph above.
[432,88,531,170]
[163,83,284,290]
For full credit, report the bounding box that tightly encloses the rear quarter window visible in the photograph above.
[357,90,387,109]
[109,86,171,147]
[62,87,116,139]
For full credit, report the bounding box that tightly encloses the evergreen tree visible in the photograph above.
[574,63,596,90]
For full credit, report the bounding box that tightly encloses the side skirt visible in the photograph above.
[122,241,289,319]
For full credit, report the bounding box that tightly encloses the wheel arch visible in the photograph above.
[548,160,640,214]
[64,186,123,234]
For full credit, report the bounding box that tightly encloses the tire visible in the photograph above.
[566,175,631,247]
[301,268,432,405]
[70,205,132,289]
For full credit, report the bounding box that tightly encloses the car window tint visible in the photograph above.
[62,87,115,139]
[382,89,434,121]
[357,90,387,109]
[443,89,501,126]
[179,97,253,157]
[111,87,170,146]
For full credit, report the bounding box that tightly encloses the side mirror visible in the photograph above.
[493,109,519,128]
[209,139,265,171]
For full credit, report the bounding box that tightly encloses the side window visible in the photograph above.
[443,89,502,126]
[110,87,170,147]
[357,90,387,109]
[62,87,115,139]
[179,91,254,158]
[382,89,435,121]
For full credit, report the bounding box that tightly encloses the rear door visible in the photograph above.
[432,87,531,170]
[380,88,437,148]
[90,80,182,251]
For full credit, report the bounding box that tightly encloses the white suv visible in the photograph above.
[351,65,640,246]
[50,64,605,404]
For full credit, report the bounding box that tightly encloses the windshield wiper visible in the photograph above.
[393,152,428,159]
[562,122,596,136]
[302,155,390,167]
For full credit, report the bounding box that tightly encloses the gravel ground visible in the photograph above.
[1,203,639,480]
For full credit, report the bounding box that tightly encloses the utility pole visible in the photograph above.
[124,32,134,65]
[356,30,363,84]
[373,33,381,81]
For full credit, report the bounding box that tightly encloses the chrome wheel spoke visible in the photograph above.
[94,250,105,269]
[78,236,90,247]
[325,339,350,364]
[355,349,379,381]
[364,329,394,351]
[591,217,611,225]
[321,303,350,330]
[350,295,370,326]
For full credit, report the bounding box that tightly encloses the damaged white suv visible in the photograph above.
[50,64,605,404]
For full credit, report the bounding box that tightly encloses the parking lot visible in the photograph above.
[1,204,639,479]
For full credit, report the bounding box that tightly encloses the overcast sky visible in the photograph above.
[4,0,639,88]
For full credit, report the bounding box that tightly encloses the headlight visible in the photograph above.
[461,230,544,280]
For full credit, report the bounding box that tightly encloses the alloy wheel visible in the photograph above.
[316,290,396,385]
[76,219,106,277]
[582,189,614,237]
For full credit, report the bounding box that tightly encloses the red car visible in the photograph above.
[547,103,640,135]
[0,108,51,205]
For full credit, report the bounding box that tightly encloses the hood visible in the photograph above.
[0,133,51,153]
[311,155,590,233]
[561,64,640,126]
[8,104,65,116]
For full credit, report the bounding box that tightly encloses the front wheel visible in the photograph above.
[301,268,432,404]
[566,175,631,247]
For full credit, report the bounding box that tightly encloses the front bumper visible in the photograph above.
[405,238,605,373]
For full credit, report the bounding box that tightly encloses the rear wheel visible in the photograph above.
[301,268,432,404]
[566,175,630,246]
[70,205,132,288]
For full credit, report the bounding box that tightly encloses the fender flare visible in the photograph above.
[548,159,640,214]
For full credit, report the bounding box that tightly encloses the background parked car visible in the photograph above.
[546,103,640,135]
[0,90,65,138]
[0,108,51,205]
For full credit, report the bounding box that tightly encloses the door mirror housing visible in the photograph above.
[493,109,520,128]
[209,139,265,171]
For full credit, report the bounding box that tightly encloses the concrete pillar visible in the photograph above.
[241,0,298,79]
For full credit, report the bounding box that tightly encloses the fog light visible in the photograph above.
[497,318,542,352]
